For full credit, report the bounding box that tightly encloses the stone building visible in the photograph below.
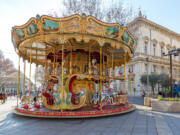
[126,12,180,96]
[2,71,30,94]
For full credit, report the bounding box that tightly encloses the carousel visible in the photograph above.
[12,14,137,118]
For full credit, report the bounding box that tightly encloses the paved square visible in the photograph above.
[0,97,180,135]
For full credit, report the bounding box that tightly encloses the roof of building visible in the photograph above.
[128,16,180,39]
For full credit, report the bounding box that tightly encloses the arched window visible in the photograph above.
[144,41,148,54]
[153,65,156,73]
[153,44,156,56]
[160,47,164,57]
[145,64,148,72]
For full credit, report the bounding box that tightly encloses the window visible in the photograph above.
[161,66,164,73]
[153,65,156,73]
[145,64,148,72]
[161,47,164,57]
[167,48,170,58]
[144,46,147,54]
[144,41,148,54]
[153,44,156,56]
[168,68,170,74]
[174,55,176,60]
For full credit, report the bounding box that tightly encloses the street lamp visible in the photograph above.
[146,57,149,97]
[162,48,180,97]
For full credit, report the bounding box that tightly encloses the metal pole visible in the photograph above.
[70,45,72,74]
[28,48,32,108]
[35,65,38,91]
[148,28,152,97]
[147,61,149,97]
[53,49,56,75]
[100,46,102,110]
[130,62,133,104]
[112,53,114,77]
[61,44,64,111]
[170,54,173,97]
[17,56,20,106]
[124,55,127,105]
[88,46,91,75]
[23,60,26,91]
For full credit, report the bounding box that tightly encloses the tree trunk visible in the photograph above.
[152,85,154,97]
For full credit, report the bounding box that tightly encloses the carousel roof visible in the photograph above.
[11,14,137,65]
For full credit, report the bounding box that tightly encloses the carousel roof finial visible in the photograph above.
[36,14,41,20]
[81,13,87,18]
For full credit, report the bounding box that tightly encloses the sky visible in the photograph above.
[0,0,180,77]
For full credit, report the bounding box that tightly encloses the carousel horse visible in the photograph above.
[53,93,61,105]
[102,94,114,105]
[21,95,28,104]
[90,91,114,106]
[90,93,100,105]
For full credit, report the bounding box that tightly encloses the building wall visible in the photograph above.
[127,17,180,96]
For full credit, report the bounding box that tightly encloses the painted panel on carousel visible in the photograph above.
[105,27,119,38]
[12,35,16,47]
[62,18,80,33]
[16,29,25,40]
[130,39,135,46]
[43,19,59,31]
[27,23,38,35]
[121,31,130,44]
[86,18,101,36]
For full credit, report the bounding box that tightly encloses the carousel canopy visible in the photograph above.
[11,14,137,66]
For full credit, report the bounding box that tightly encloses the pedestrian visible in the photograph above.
[0,92,3,104]
[2,93,5,104]
[14,92,16,98]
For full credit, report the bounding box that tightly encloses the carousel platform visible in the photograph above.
[14,104,135,118]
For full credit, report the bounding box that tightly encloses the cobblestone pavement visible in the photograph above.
[0,97,180,135]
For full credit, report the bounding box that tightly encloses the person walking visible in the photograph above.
[0,92,3,104]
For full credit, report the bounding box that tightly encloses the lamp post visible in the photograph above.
[146,57,149,97]
[162,48,180,97]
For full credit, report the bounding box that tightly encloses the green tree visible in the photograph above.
[158,73,170,90]
[140,73,159,96]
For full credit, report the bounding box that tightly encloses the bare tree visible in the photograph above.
[105,1,134,25]
[47,9,59,18]
[0,51,16,91]
[58,0,135,25]
[62,0,104,20]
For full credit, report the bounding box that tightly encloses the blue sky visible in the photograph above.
[0,0,179,72]
[126,0,180,33]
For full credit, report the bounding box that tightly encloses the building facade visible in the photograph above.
[2,71,30,94]
[127,14,180,96]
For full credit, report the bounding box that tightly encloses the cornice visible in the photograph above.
[128,17,180,41]
[132,53,180,68]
